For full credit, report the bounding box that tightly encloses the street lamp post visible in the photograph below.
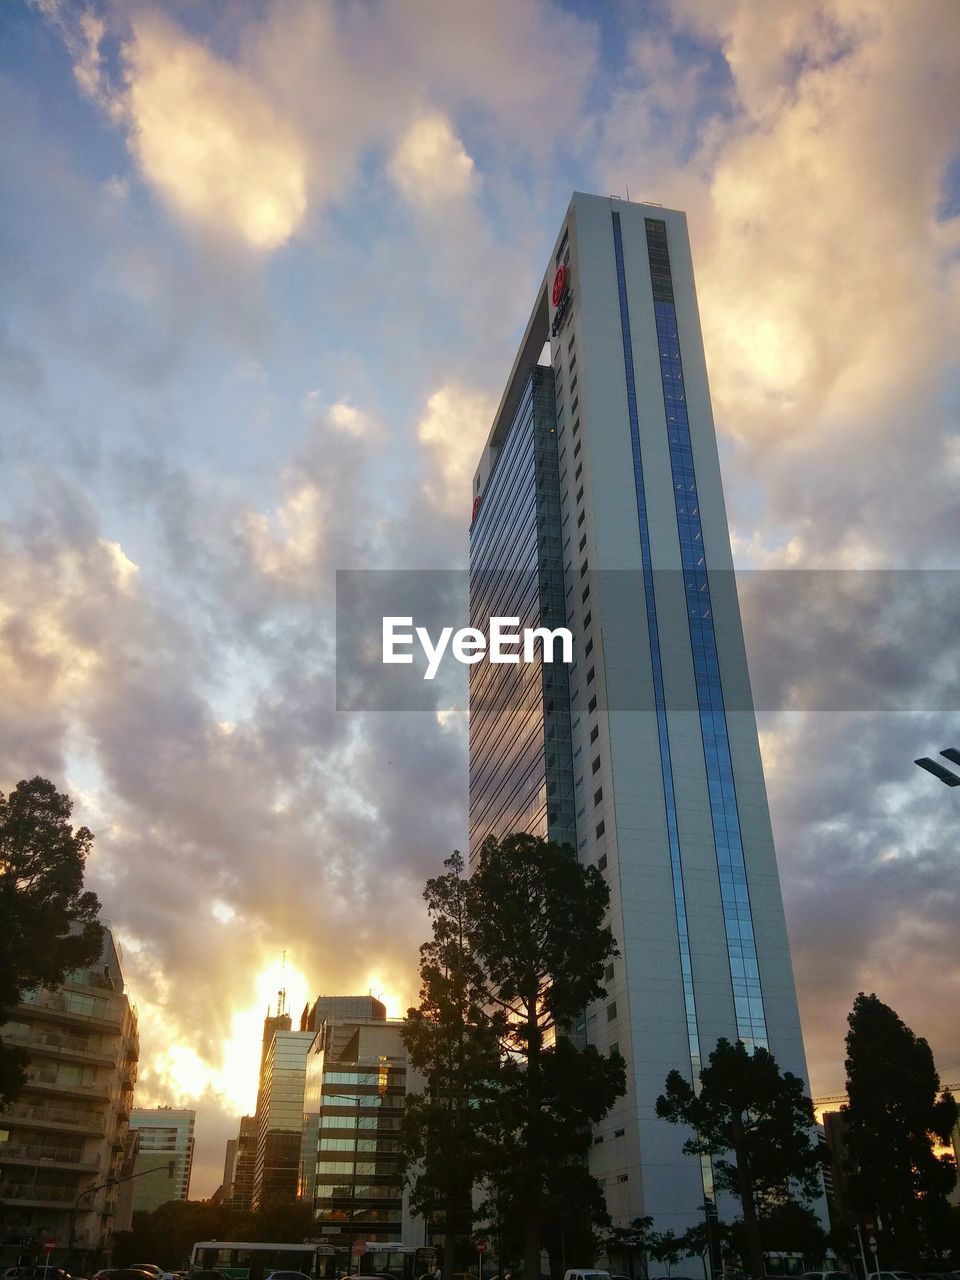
[325,1092,364,1266]
[69,1160,176,1264]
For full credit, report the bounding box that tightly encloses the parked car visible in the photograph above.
[91,1271,161,1280]
[801,1271,851,1280]
[265,1273,314,1280]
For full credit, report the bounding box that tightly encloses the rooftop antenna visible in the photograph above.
[277,950,288,1017]
[625,184,630,202]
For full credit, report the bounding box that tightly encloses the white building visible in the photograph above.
[469,192,823,1241]
[128,1106,195,1210]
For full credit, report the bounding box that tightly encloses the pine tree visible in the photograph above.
[656,1037,823,1280]
[843,992,957,1265]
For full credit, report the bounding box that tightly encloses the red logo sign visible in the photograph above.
[42,1240,57,1254]
[352,1242,367,1257]
[551,264,567,308]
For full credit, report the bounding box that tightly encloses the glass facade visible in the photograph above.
[309,1064,406,1241]
[254,1029,316,1208]
[643,217,768,1052]
[612,211,704,1080]
[469,367,575,857]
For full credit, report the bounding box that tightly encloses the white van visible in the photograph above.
[564,1271,611,1280]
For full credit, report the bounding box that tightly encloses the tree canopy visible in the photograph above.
[0,776,103,1106]
[401,835,626,1280]
[843,992,958,1264]
[656,1037,823,1280]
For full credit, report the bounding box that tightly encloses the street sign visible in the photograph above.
[477,1242,488,1255]
[42,1240,57,1255]
[868,1238,878,1253]
[353,1242,367,1257]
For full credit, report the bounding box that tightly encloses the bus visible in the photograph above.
[346,1243,437,1280]
[189,1241,339,1279]
[188,1241,437,1280]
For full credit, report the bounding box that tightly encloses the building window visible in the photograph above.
[576,485,584,504]
[585,638,593,657]
[577,510,585,527]
[617,1173,629,1183]
[572,417,580,436]
[575,462,582,480]
[586,666,595,684]
[582,585,590,602]
[605,963,614,982]
[607,1001,618,1021]
[579,534,587,551]
[614,1128,625,1137]
[588,695,597,713]
[590,724,598,742]
[594,788,603,805]
[596,820,605,838]
[598,853,608,871]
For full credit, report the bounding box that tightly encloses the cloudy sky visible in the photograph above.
[2,0,958,1196]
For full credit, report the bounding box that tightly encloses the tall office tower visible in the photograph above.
[253,1013,318,1210]
[469,193,819,1238]
[0,925,138,1266]
[129,1106,196,1210]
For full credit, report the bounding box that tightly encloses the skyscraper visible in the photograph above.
[252,1005,317,1210]
[469,193,820,1237]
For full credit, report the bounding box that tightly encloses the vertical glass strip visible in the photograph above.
[643,217,768,1051]
[612,212,704,1080]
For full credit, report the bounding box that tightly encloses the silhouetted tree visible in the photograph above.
[656,1038,822,1280]
[469,834,625,1280]
[843,993,957,1265]
[605,1214,654,1280]
[403,835,626,1280]
[401,852,502,1279]
[0,777,103,1105]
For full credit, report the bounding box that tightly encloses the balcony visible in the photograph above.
[0,1101,107,1136]
[3,1024,118,1067]
[19,991,123,1032]
[0,1142,101,1172]
[24,1068,111,1103]
[0,1181,79,1208]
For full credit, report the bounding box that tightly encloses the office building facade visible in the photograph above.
[469,193,819,1237]
[128,1106,195,1211]
[226,1114,257,1213]
[253,1017,317,1210]
[0,926,139,1266]
[300,1015,423,1248]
